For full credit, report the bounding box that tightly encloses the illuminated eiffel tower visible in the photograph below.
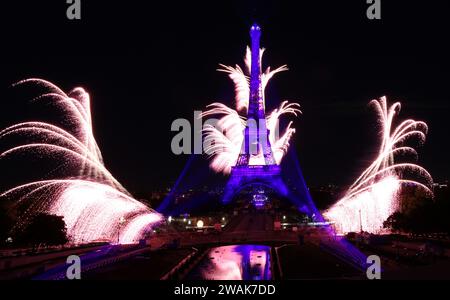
[223,24,289,203]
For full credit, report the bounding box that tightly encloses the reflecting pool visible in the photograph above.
[186,244,272,280]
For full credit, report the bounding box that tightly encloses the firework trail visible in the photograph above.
[324,96,433,234]
[0,79,162,244]
[201,47,300,174]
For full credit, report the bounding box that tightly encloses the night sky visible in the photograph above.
[0,1,449,195]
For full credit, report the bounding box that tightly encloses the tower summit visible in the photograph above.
[248,24,265,120]
[223,24,288,204]
[236,24,276,166]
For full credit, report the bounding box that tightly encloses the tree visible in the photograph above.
[15,213,69,247]
[383,211,408,232]
[384,187,450,234]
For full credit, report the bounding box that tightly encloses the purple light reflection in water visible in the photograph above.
[187,245,272,280]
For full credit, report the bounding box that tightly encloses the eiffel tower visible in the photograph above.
[222,24,289,204]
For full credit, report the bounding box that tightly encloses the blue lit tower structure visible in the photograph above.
[222,24,289,204]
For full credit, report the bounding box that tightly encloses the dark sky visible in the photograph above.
[0,1,449,194]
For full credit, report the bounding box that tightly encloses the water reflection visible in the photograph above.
[187,244,272,280]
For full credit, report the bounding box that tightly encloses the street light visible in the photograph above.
[359,209,363,233]
[197,220,204,229]
[118,216,126,244]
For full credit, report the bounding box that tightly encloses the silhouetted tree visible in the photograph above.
[15,213,68,247]
[384,186,450,234]
[383,211,407,232]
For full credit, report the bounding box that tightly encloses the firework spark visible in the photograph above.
[202,48,300,174]
[0,79,162,244]
[324,96,433,234]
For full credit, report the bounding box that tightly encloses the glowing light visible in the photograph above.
[168,216,172,222]
[324,96,433,234]
[196,220,204,228]
[0,79,162,244]
[202,48,301,174]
